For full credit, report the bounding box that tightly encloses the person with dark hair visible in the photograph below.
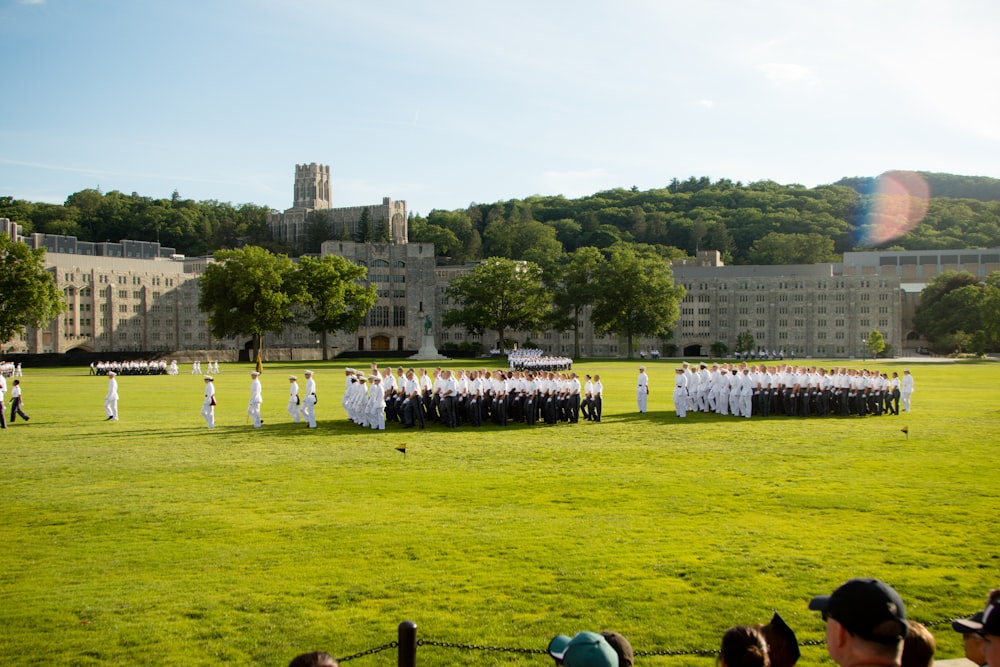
[978,589,1000,667]
[719,625,770,667]
[287,651,338,667]
[8,379,30,423]
[900,621,935,667]
[952,612,987,667]
[809,578,908,667]
[756,612,801,667]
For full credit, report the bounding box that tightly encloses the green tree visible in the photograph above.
[912,271,998,352]
[443,257,549,350]
[305,210,333,254]
[547,247,606,358]
[198,246,296,360]
[710,341,729,358]
[354,208,372,243]
[0,236,67,350]
[866,329,886,358]
[747,232,839,265]
[291,255,377,360]
[736,330,755,354]
[590,244,685,358]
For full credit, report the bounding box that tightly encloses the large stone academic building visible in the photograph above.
[5,164,999,360]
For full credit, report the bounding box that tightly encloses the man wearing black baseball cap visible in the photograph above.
[809,578,908,667]
[979,589,1000,667]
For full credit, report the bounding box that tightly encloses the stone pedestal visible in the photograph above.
[409,334,449,361]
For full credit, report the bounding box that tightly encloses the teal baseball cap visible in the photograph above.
[547,631,619,667]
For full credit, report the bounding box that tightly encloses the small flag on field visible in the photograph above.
[396,444,406,458]
[900,426,909,439]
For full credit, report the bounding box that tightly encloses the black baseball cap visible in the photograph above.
[809,578,908,645]
[952,612,984,634]
[982,594,1000,636]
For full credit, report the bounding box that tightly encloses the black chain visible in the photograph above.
[336,614,970,662]
[418,638,548,656]
[338,640,397,663]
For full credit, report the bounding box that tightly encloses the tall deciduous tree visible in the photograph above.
[590,244,685,358]
[0,236,66,350]
[547,247,605,358]
[866,329,886,358]
[443,257,549,350]
[292,255,377,360]
[198,246,296,359]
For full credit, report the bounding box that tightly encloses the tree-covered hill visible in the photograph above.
[4,173,1000,265]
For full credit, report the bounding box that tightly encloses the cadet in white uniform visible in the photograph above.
[201,375,216,428]
[673,367,688,418]
[287,375,301,422]
[901,369,914,412]
[248,371,263,428]
[301,370,317,428]
[104,371,119,421]
[636,366,650,413]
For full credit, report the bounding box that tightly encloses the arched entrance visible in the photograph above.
[683,343,703,357]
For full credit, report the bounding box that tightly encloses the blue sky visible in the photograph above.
[2,0,999,217]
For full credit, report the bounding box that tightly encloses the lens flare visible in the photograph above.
[856,171,930,246]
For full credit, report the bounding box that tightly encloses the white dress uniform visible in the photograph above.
[636,369,650,413]
[104,372,119,421]
[301,371,317,428]
[201,376,216,428]
[248,373,263,428]
[673,369,688,418]
[901,370,914,412]
[287,376,301,422]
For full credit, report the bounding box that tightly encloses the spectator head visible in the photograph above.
[980,589,1000,667]
[901,621,935,667]
[809,578,907,666]
[756,612,801,667]
[719,625,770,667]
[287,651,338,667]
[548,631,619,667]
[952,612,986,665]
[600,632,634,667]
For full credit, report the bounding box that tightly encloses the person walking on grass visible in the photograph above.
[8,379,29,423]
[104,371,119,421]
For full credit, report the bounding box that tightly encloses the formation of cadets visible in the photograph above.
[671,362,914,418]
[0,362,23,378]
[341,364,603,429]
[90,359,175,375]
[506,348,574,372]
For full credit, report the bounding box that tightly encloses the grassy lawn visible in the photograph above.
[1,358,997,666]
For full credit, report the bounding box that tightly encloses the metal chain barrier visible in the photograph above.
[337,640,397,663]
[336,614,974,663]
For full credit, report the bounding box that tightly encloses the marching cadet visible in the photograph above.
[636,366,650,413]
[201,375,216,429]
[8,379,29,423]
[287,375,301,423]
[673,367,688,418]
[301,370,318,428]
[248,371,263,428]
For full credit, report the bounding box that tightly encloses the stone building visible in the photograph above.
[267,162,407,248]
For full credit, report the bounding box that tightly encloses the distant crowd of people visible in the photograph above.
[508,348,573,372]
[661,362,915,418]
[0,361,23,378]
[90,359,175,376]
[342,364,602,430]
[288,582,1000,667]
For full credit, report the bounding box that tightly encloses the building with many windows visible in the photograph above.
[6,212,998,359]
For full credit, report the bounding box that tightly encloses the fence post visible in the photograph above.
[398,620,417,667]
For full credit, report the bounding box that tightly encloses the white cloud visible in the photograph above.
[18,0,46,4]
[697,99,715,109]
[757,62,820,87]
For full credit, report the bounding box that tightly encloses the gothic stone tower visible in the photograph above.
[293,163,331,210]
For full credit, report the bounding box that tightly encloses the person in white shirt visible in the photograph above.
[201,376,216,428]
[592,374,603,422]
[901,369,915,412]
[636,366,650,413]
[248,371,263,428]
[301,370,318,428]
[8,379,29,423]
[673,368,688,418]
[287,375,301,423]
[104,371,119,421]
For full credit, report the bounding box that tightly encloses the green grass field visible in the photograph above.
[1,358,997,666]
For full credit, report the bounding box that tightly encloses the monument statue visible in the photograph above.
[424,314,433,335]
